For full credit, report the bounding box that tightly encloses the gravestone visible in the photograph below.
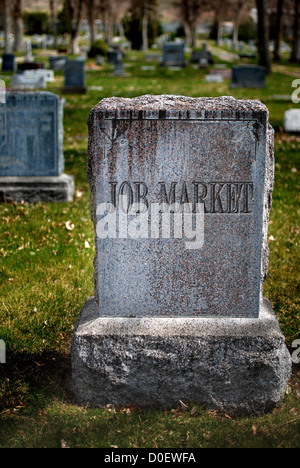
[62,58,87,94]
[11,74,46,89]
[49,56,68,70]
[25,39,33,62]
[161,42,186,67]
[210,68,232,80]
[23,69,54,83]
[0,91,74,202]
[205,74,223,83]
[284,109,300,133]
[198,43,209,69]
[114,51,125,76]
[230,65,266,88]
[71,95,291,415]
[107,50,119,65]
[96,55,104,66]
[2,53,15,72]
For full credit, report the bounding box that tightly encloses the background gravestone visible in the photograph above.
[71,95,291,415]
[11,74,46,89]
[1,53,15,72]
[49,56,69,71]
[62,58,87,94]
[0,91,74,202]
[161,43,186,67]
[230,65,266,88]
[284,109,300,133]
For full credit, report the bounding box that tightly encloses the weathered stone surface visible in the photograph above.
[0,174,75,203]
[87,95,274,319]
[71,297,292,415]
[0,91,64,177]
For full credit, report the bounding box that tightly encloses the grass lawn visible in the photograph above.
[0,47,299,448]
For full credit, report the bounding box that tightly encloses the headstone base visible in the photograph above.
[70,297,292,416]
[0,174,75,203]
[61,86,87,95]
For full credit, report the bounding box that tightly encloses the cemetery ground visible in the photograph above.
[0,48,299,448]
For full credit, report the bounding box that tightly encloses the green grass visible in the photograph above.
[0,47,299,448]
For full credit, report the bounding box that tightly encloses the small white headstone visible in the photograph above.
[23,69,54,82]
[284,109,300,133]
[11,74,46,89]
[205,74,223,83]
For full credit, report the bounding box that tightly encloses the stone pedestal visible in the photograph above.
[0,174,75,203]
[71,297,291,415]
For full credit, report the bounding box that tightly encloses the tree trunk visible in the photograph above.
[49,0,58,49]
[13,16,24,51]
[119,21,125,41]
[232,2,244,51]
[256,0,272,74]
[86,0,97,47]
[216,19,223,46]
[70,35,80,54]
[12,0,24,52]
[142,6,149,51]
[290,0,300,62]
[273,0,284,61]
[191,25,197,49]
[184,22,192,48]
[108,17,114,45]
[65,0,83,54]
[3,0,12,53]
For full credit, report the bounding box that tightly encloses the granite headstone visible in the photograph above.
[71,95,291,415]
[23,69,54,82]
[230,65,266,88]
[62,58,87,94]
[161,43,186,67]
[49,56,68,71]
[2,53,15,72]
[114,51,126,76]
[11,74,46,89]
[0,91,74,202]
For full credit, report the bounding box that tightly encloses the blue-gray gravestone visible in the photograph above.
[161,42,186,67]
[0,91,74,202]
[49,56,69,71]
[2,53,15,71]
[62,59,87,94]
[71,95,291,415]
[230,65,266,88]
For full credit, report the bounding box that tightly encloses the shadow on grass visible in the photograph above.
[0,350,75,413]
